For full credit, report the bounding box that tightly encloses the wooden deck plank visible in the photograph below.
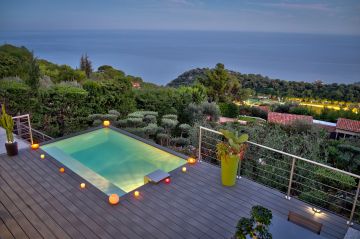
[0,148,354,239]
[0,218,15,239]
[0,159,79,239]
[0,200,29,239]
[18,150,126,239]
[0,153,89,239]
[191,162,348,238]
[24,149,155,239]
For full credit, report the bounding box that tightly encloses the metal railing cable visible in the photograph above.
[12,114,53,144]
[198,126,360,225]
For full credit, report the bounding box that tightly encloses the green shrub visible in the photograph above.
[299,190,328,208]
[162,114,178,120]
[171,137,190,147]
[315,168,356,190]
[219,102,239,118]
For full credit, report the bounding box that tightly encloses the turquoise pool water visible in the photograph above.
[41,128,186,195]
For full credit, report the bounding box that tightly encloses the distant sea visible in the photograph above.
[1,30,359,85]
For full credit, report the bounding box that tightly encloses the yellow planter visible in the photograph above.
[220,155,239,186]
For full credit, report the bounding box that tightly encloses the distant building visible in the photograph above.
[313,120,336,133]
[335,118,360,138]
[132,82,141,88]
[267,112,313,125]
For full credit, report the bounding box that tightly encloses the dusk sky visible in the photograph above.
[1,0,360,35]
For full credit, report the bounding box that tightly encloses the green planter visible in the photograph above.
[220,154,239,186]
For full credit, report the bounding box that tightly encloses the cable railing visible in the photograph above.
[198,126,360,225]
[12,114,53,144]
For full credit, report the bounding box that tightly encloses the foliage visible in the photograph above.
[80,54,92,78]
[142,123,159,137]
[198,63,240,102]
[235,205,272,239]
[179,123,191,137]
[238,105,268,120]
[170,137,190,147]
[168,64,360,102]
[26,53,40,89]
[216,129,248,161]
[96,65,125,80]
[315,168,356,190]
[299,190,328,208]
[219,102,239,118]
[162,114,178,120]
[0,105,14,142]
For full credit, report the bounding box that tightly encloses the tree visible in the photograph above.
[80,54,93,78]
[199,63,240,102]
[26,53,40,90]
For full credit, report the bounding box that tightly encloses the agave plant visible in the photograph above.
[216,129,248,160]
[0,105,15,143]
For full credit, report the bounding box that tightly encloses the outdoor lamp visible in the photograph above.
[187,157,196,164]
[103,120,110,127]
[312,207,321,214]
[109,194,120,205]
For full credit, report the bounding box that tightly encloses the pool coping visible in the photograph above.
[41,125,189,161]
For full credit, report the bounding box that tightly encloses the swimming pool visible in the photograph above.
[41,128,186,196]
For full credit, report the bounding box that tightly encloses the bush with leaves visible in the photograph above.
[299,190,329,209]
[142,123,159,138]
[170,137,190,147]
[235,205,272,239]
[179,123,191,137]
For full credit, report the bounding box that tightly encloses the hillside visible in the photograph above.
[167,65,360,102]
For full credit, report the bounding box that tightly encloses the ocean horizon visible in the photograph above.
[1,30,359,85]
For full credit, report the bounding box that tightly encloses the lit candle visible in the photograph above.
[134,191,140,197]
[59,167,65,173]
[182,167,187,172]
[80,183,86,189]
[103,120,110,127]
[187,157,196,164]
[31,144,39,150]
[40,154,45,159]
[109,194,119,205]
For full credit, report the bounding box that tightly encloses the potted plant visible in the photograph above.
[0,105,18,156]
[235,205,273,239]
[216,129,248,186]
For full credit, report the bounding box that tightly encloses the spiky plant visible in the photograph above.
[216,129,248,161]
[0,105,14,143]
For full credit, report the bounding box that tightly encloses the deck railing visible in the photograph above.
[198,126,360,225]
[12,114,53,144]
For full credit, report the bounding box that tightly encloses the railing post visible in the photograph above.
[16,117,22,138]
[27,114,34,144]
[285,158,296,200]
[198,127,202,162]
[347,180,360,225]
[237,159,242,179]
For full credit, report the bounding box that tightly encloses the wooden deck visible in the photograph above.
[0,148,353,239]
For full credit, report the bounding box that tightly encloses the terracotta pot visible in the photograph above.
[5,141,18,156]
